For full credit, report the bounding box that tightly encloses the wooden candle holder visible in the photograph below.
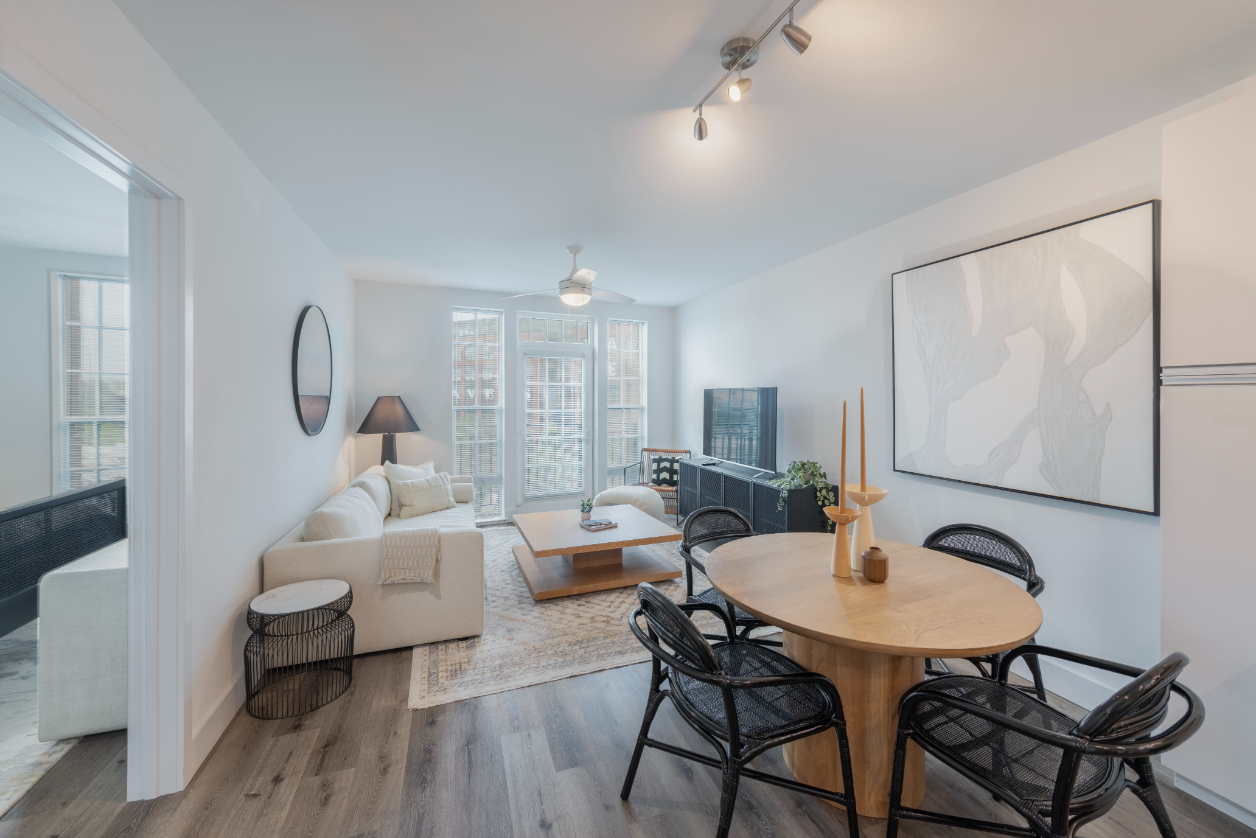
[844,484,888,572]
[823,506,861,577]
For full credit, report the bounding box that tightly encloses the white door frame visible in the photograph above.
[0,69,189,799]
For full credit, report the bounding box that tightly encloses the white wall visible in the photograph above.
[0,245,127,509]
[0,1,356,783]
[354,281,673,515]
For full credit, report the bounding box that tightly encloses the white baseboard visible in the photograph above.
[187,673,244,782]
[1173,774,1256,831]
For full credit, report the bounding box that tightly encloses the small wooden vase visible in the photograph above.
[844,484,889,572]
[862,546,889,583]
[823,506,861,577]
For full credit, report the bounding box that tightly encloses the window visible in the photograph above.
[606,320,645,487]
[52,273,129,492]
[518,312,592,498]
[452,308,503,520]
[517,314,589,344]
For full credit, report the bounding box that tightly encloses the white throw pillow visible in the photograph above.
[395,473,455,519]
[451,481,474,504]
[347,471,391,519]
[303,487,384,542]
[384,461,436,518]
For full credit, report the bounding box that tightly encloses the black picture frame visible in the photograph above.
[890,200,1160,516]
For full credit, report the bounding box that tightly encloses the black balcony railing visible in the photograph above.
[0,478,127,638]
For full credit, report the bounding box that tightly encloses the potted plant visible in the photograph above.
[580,498,594,520]
[769,461,837,531]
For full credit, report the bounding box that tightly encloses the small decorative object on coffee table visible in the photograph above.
[245,579,354,719]
[580,498,594,520]
[512,504,681,600]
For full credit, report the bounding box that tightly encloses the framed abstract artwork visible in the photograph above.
[892,201,1159,515]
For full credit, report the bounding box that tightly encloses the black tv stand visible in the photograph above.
[678,460,830,534]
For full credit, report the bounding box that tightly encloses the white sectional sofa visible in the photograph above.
[262,472,484,655]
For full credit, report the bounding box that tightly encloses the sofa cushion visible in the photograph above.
[396,473,455,518]
[452,481,474,504]
[384,502,475,531]
[348,470,391,519]
[384,461,436,517]
[304,486,383,541]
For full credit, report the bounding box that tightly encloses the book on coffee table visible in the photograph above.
[579,519,618,531]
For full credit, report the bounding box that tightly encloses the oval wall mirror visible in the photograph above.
[292,305,332,435]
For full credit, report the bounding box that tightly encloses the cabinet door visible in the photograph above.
[1162,92,1256,365]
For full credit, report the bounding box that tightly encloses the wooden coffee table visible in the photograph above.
[511,504,682,600]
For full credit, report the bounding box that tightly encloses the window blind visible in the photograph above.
[452,307,503,519]
[524,356,585,497]
[607,320,645,487]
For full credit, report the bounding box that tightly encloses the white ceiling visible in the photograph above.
[114,0,1256,306]
[0,115,128,257]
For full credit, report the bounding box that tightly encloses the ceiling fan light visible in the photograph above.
[694,114,708,141]
[558,279,591,306]
[728,76,752,102]
[782,22,811,55]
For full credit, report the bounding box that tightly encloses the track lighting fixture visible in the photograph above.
[690,0,813,140]
[781,9,812,55]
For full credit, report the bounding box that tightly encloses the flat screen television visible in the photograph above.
[702,388,777,472]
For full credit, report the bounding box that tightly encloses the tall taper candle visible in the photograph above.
[839,400,847,511]
[860,386,867,492]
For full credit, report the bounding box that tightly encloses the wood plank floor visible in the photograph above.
[2,649,1252,838]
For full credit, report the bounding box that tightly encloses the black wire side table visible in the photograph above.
[245,579,354,719]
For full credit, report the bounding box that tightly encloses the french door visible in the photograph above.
[519,349,592,498]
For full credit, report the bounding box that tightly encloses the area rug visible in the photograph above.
[0,622,78,818]
[408,524,745,710]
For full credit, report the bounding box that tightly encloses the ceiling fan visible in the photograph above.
[502,245,635,306]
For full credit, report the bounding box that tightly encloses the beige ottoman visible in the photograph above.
[593,485,667,522]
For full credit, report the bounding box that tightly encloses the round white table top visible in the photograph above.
[250,579,349,615]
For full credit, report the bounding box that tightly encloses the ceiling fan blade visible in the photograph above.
[591,287,635,304]
[500,289,555,299]
[571,267,598,285]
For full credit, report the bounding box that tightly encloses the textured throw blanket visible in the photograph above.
[380,527,440,584]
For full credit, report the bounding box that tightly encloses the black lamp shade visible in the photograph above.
[357,396,420,434]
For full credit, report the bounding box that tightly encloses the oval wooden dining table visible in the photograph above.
[704,533,1042,819]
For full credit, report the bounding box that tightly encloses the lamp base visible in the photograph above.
[380,433,397,466]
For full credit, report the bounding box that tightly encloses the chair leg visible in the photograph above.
[715,762,743,838]
[1128,757,1177,838]
[620,688,666,801]
[1025,650,1048,702]
[835,722,861,838]
[886,728,910,838]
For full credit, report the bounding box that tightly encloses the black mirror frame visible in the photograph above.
[292,304,333,436]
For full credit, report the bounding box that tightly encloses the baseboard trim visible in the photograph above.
[187,673,245,782]
[1173,774,1256,831]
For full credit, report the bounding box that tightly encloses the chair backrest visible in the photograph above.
[1075,652,1192,743]
[639,448,690,485]
[923,523,1043,594]
[682,506,754,555]
[634,583,722,675]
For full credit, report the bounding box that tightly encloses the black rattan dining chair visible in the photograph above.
[680,507,779,646]
[886,645,1204,838]
[622,583,861,838]
[923,523,1047,699]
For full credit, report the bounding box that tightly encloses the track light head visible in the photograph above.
[782,21,812,55]
[694,112,708,141]
[728,76,752,102]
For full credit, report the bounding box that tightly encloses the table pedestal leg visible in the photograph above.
[781,631,925,819]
